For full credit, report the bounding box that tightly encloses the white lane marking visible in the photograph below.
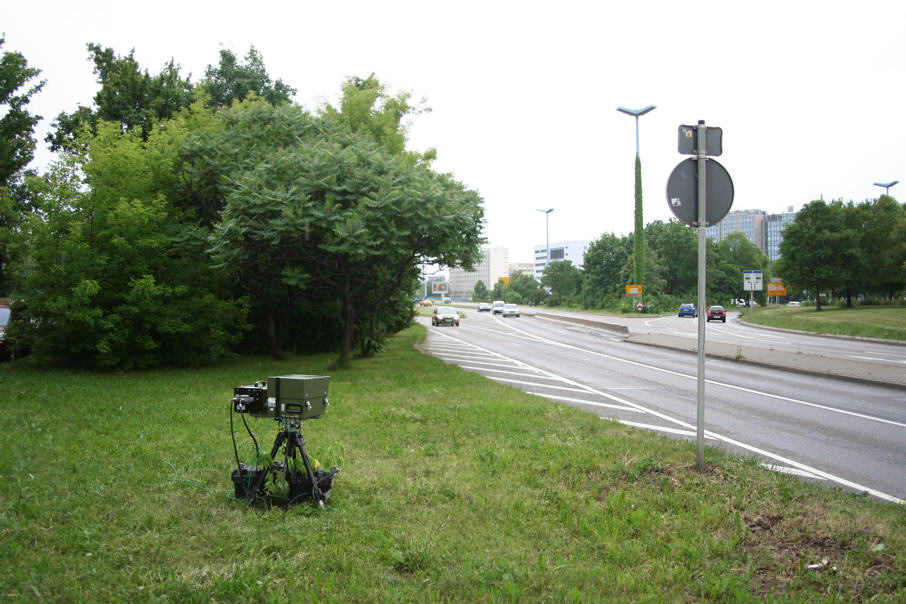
[494,317,906,429]
[488,377,595,394]
[461,366,549,379]
[618,420,716,439]
[426,325,905,504]
[432,355,522,367]
[529,392,644,413]
[847,355,906,364]
[762,464,826,480]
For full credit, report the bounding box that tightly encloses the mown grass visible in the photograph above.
[742,305,906,341]
[1,325,904,602]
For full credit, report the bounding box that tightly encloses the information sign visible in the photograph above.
[743,270,763,291]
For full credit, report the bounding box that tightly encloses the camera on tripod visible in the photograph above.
[232,374,329,420]
[229,374,338,508]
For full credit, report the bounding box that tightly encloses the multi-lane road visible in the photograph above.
[418,308,906,504]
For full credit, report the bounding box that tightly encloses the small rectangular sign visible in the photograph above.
[626,285,643,295]
[678,125,723,156]
[743,270,763,291]
[767,281,787,295]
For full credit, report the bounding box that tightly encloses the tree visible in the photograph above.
[14,111,248,368]
[472,280,489,302]
[201,46,296,109]
[581,232,630,307]
[844,197,906,301]
[46,44,194,152]
[0,38,45,294]
[542,260,582,305]
[776,200,852,311]
[645,220,697,296]
[208,101,483,366]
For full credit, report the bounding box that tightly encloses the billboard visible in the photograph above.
[431,282,449,294]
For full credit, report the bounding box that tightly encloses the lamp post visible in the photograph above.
[617,105,656,289]
[873,180,899,196]
[537,208,554,280]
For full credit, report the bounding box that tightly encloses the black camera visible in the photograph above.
[232,374,329,420]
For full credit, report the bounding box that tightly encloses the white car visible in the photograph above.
[502,303,520,318]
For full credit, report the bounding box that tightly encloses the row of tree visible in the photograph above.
[479,197,905,312]
[1,41,484,369]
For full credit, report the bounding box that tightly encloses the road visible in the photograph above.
[418,309,906,504]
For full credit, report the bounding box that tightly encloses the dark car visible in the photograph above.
[678,303,697,318]
[706,305,726,322]
[431,306,460,327]
[477,303,491,312]
[0,304,12,360]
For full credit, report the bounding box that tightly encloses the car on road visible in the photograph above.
[419,298,433,307]
[477,302,491,312]
[431,306,460,327]
[492,300,506,314]
[678,303,697,318]
[502,303,520,318]
[706,305,727,322]
[787,300,802,307]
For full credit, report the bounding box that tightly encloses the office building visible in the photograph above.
[448,247,509,299]
[533,240,590,281]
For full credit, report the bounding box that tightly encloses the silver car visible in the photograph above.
[502,303,520,318]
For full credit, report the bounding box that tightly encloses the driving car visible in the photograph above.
[706,305,726,322]
[477,302,491,312]
[419,298,433,307]
[431,306,460,327]
[502,303,520,318]
[786,300,802,307]
[678,303,697,318]
[492,300,506,314]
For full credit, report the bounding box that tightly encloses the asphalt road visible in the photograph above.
[418,309,906,504]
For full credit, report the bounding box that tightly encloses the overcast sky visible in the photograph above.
[6,1,905,263]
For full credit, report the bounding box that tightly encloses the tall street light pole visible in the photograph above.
[617,105,656,290]
[537,208,554,280]
[874,180,899,196]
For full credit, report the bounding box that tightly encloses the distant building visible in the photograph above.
[448,247,509,299]
[704,207,798,262]
[533,240,590,281]
[509,262,534,277]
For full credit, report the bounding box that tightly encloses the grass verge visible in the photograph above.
[1,325,904,601]
[741,305,906,341]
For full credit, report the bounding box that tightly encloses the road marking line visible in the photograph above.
[617,419,716,439]
[762,464,826,480]
[529,392,644,412]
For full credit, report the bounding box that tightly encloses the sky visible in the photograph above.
[5,0,905,263]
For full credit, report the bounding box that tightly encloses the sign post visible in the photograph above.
[667,120,734,472]
[744,270,763,309]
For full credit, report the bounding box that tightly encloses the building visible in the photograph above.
[704,207,798,262]
[766,206,798,261]
[448,247,509,299]
[533,240,590,281]
[509,262,534,278]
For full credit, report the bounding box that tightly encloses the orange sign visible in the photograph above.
[626,285,643,295]
[767,281,786,295]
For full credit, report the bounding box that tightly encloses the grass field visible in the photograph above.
[741,305,906,341]
[1,325,904,601]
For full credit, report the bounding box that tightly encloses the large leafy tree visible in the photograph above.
[201,46,296,109]
[14,108,248,369]
[46,43,195,152]
[0,38,45,295]
[843,196,906,301]
[580,232,630,306]
[645,220,697,296]
[542,260,583,305]
[776,200,852,311]
[208,100,483,366]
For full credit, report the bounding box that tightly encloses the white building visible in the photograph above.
[533,240,590,281]
[448,247,510,299]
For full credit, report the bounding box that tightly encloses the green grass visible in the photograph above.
[742,305,906,341]
[1,325,904,601]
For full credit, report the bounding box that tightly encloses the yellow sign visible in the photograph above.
[625,285,643,295]
[498,277,510,286]
[767,281,786,295]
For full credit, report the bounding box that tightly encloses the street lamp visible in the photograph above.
[873,180,899,196]
[537,208,554,280]
[617,105,656,288]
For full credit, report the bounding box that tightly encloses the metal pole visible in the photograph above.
[696,120,707,471]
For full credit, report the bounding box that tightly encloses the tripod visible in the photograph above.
[245,420,334,508]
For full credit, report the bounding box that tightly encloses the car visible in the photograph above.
[0,303,12,360]
[431,306,460,327]
[492,300,506,314]
[786,300,802,307]
[477,302,491,312]
[678,303,697,318]
[706,305,726,322]
[419,298,433,307]
[502,303,520,318]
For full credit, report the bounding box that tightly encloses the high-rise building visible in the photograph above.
[448,247,509,299]
[533,241,590,281]
[704,208,798,261]
[766,206,798,261]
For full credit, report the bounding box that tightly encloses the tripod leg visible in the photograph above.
[291,431,324,504]
[248,430,287,506]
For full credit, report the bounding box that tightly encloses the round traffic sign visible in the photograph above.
[666,158,734,227]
